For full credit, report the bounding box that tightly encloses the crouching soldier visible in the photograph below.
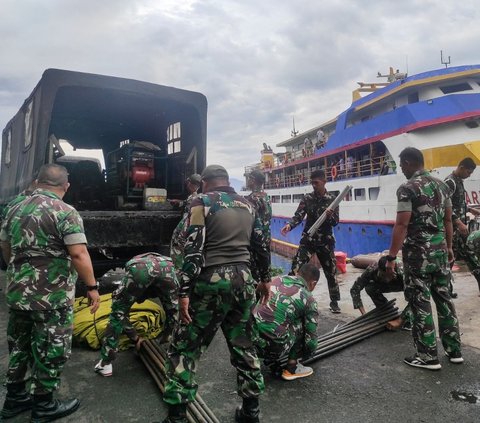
[350,256,413,330]
[94,253,179,376]
[467,230,480,296]
[254,264,319,381]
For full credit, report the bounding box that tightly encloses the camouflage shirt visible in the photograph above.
[0,189,33,221]
[123,253,179,317]
[350,263,404,309]
[288,191,339,241]
[170,192,198,269]
[125,252,178,287]
[245,189,272,246]
[254,275,318,358]
[0,189,87,311]
[179,186,270,296]
[245,190,272,282]
[444,172,466,223]
[396,169,452,256]
[467,230,480,257]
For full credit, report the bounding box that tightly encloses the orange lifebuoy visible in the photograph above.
[331,165,337,179]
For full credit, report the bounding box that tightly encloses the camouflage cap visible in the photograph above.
[187,173,202,185]
[201,165,229,180]
[248,169,265,184]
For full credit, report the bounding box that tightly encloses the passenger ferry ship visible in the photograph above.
[243,65,480,257]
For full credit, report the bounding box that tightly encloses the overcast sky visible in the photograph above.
[1,0,480,181]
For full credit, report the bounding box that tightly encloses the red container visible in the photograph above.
[335,251,347,274]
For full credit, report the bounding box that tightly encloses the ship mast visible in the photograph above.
[291,116,299,138]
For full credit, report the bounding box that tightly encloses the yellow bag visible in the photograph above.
[73,293,166,350]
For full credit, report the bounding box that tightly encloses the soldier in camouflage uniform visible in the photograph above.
[387,147,462,370]
[94,253,179,376]
[254,264,319,381]
[280,169,341,313]
[162,165,271,423]
[467,230,480,286]
[245,169,272,285]
[444,157,480,293]
[0,164,100,421]
[350,256,413,329]
[170,174,202,269]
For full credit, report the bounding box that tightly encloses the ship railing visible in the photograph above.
[264,154,393,189]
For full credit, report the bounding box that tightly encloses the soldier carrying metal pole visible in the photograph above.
[281,170,348,313]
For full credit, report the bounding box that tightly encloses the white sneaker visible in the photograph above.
[94,360,113,377]
[281,363,314,381]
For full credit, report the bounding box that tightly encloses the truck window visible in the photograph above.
[24,100,33,149]
[4,127,11,165]
[167,122,181,155]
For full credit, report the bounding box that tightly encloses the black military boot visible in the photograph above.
[161,404,188,423]
[30,393,80,423]
[235,397,260,423]
[0,383,32,419]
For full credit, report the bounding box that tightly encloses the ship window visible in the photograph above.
[167,122,181,155]
[271,195,280,203]
[24,100,33,149]
[293,194,303,203]
[369,187,380,200]
[440,83,472,94]
[4,127,12,165]
[354,188,366,201]
[281,195,292,203]
[408,92,419,104]
[465,120,479,129]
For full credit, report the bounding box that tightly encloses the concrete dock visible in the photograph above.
[1,264,479,423]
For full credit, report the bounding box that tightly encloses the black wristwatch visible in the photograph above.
[86,284,99,291]
[385,255,397,262]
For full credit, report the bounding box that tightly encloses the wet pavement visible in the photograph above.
[1,263,480,423]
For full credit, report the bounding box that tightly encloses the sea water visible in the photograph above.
[271,252,291,274]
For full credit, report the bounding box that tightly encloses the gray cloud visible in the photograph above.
[1,0,480,182]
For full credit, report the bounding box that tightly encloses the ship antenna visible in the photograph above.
[291,116,299,137]
[440,50,451,68]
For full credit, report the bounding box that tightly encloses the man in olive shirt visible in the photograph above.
[162,165,270,423]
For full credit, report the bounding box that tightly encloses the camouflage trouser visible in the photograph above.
[256,325,303,362]
[100,264,178,363]
[364,280,413,323]
[291,237,340,302]
[163,264,264,405]
[453,231,480,289]
[403,250,461,361]
[6,307,73,395]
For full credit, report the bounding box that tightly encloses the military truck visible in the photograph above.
[0,69,207,275]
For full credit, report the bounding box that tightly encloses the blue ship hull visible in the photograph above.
[271,216,393,257]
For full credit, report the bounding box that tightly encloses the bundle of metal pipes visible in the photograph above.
[139,340,220,423]
[280,299,400,367]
